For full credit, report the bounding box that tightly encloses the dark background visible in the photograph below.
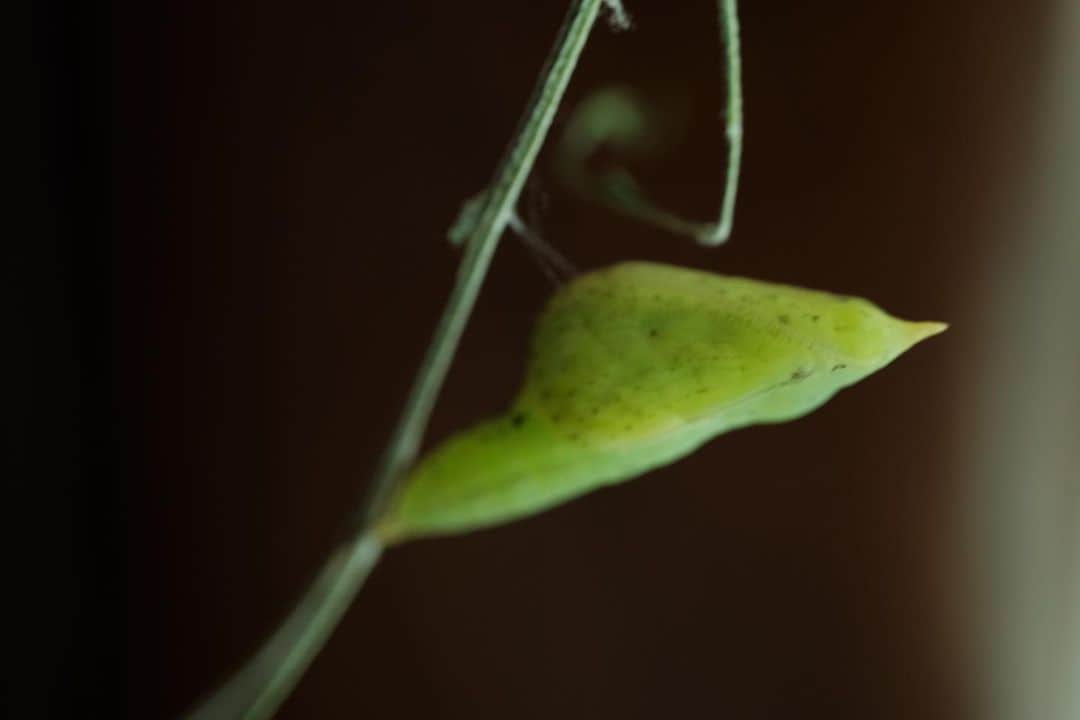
[31,0,1063,718]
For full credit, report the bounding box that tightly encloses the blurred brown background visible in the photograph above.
[57,0,1071,717]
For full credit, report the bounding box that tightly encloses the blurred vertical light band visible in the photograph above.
[963,1,1080,719]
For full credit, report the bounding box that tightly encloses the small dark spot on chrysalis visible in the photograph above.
[778,314,790,325]
[831,363,847,372]
[649,328,659,338]
[569,432,581,441]
[790,367,812,381]
[511,412,525,427]
[811,314,820,322]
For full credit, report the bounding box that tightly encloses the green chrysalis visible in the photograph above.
[377,262,945,543]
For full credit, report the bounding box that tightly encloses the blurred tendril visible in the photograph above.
[602,0,632,31]
[555,0,743,246]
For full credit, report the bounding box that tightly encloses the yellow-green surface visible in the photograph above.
[379,262,945,542]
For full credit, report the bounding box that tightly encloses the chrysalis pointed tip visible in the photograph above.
[907,320,949,345]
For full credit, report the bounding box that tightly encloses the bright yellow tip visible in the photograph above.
[906,320,949,344]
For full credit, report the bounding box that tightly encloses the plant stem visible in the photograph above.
[704,0,743,245]
[183,2,605,718]
[361,0,605,530]
[186,535,383,720]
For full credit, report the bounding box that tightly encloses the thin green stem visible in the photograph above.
[186,535,383,720]
[703,0,743,245]
[363,0,604,529]
[182,2,604,718]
